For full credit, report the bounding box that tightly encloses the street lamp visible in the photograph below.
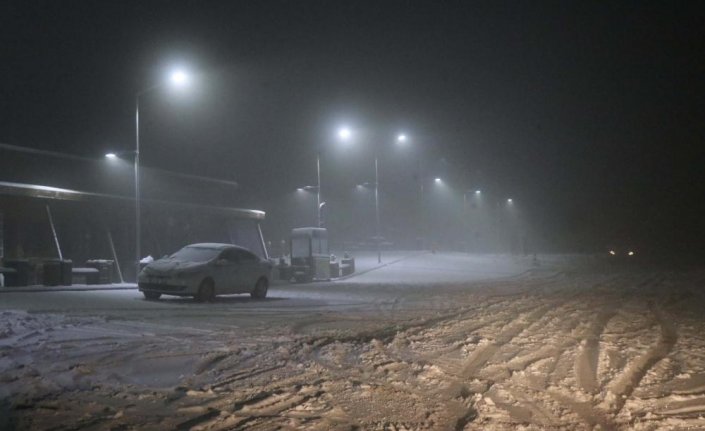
[134,68,191,280]
[338,128,409,263]
[170,70,190,86]
[317,149,323,228]
[461,189,484,253]
[297,185,321,225]
[316,126,351,228]
[337,127,352,141]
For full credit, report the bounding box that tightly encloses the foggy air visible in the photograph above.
[1,1,704,429]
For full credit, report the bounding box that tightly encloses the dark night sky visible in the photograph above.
[2,1,704,252]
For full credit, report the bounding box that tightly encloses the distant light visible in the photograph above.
[296,188,304,192]
[397,134,407,143]
[434,178,442,183]
[170,70,190,86]
[105,153,117,159]
[609,250,616,256]
[475,190,481,195]
[338,127,352,141]
[507,198,513,203]
[628,251,635,256]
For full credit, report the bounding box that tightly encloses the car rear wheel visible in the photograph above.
[251,277,268,299]
[143,291,161,300]
[196,279,215,302]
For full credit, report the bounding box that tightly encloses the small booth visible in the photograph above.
[290,227,330,282]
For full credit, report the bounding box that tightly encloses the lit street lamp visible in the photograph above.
[338,128,408,263]
[317,152,322,227]
[337,127,352,141]
[463,189,483,253]
[133,68,190,280]
[324,126,353,225]
[311,126,353,228]
[297,185,321,225]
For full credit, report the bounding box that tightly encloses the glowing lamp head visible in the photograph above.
[475,190,481,195]
[507,198,513,204]
[105,153,117,159]
[337,127,352,141]
[170,70,190,87]
[434,178,442,183]
[397,134,407,143]
[609,250,616,256]
[628,251,635,256]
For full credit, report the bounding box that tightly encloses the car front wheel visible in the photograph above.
[251,277,268,299]
[143,291,161,300]
[196,279,215,302]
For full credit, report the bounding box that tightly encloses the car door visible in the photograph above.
[213,248,240,294]
[232,249,260,292]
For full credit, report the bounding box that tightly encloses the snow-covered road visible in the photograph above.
[3,253,705,430]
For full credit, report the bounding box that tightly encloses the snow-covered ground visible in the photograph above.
[2,252,705,430]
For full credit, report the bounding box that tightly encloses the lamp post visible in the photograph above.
[374,154,381,263]
[462,189,482,253]
[370,133,408,263]
[297,185,320,226]
[333,127,407,263]
[316,153,321,227]
[310,126,353,228]
[133,69,190,280]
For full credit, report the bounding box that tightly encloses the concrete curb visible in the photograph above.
[334,251,428,281]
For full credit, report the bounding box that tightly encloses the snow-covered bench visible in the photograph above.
[71,267,100,285]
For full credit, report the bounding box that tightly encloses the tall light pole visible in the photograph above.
[316,153,321,227]
[369,132,406,263]
[308,126,354,228]
[374,154,381,263]
[463,189,481,253]
[297,185,319,225]
[319,126,351,229]
[134,68,190,280]
[334,128,406,263]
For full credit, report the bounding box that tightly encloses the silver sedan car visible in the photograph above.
[138,243,272,301]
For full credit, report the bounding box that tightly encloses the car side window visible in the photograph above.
[220,249,239,263]
[234,249,258,262]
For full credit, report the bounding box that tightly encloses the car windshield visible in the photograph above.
[169,246,220,263]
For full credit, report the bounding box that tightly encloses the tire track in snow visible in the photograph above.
[460,305,553,379]
[600,300,677,414]
[548,389,617,430]
[574,306,619,394]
